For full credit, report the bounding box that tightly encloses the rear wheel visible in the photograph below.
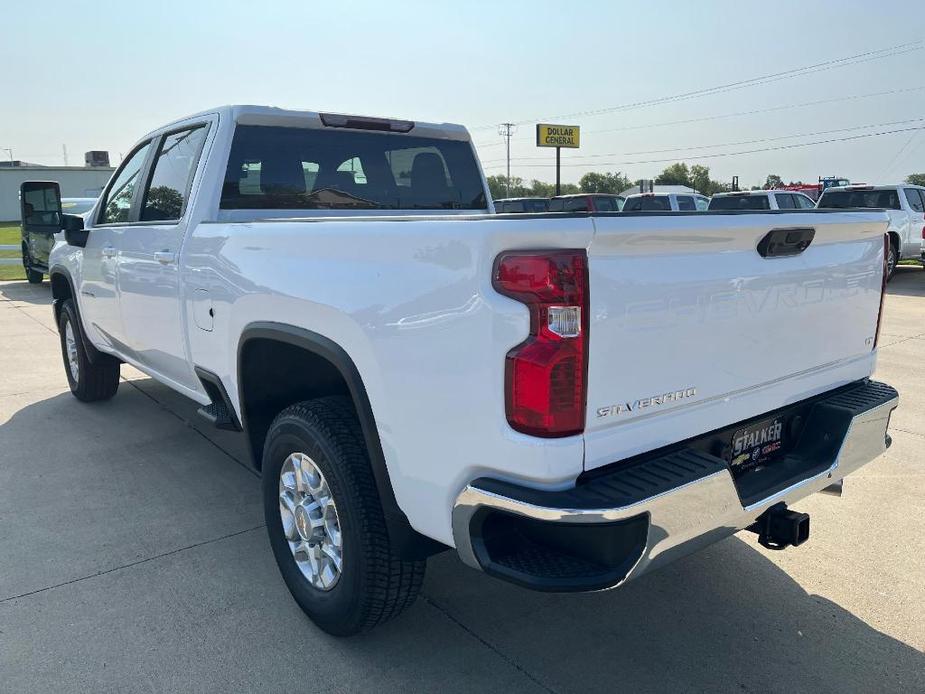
[262,397,425,636]
[22,245,43,284]
[886,239,897,281]
[58,299,120,401]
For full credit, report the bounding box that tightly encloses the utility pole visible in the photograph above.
[498,123,516,196]
[62,144,68,166]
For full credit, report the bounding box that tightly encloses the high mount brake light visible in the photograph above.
[319,112,414,132]
[873,233,888,350]
[493,250,589,437]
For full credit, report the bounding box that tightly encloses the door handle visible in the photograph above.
[101,246,118,258]
[154,251,175,265]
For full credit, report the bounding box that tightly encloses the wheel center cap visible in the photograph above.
[295,504,313,540]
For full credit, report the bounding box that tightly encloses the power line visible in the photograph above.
[472,84,925,149]
[481,125,925,170]
[470,39,923,131]
[479,116,925,164]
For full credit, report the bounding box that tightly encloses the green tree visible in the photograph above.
[764,174,783,190]
[655,163,691,186]
[905,173,925,187]
[578,171,633,194]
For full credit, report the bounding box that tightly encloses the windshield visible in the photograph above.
[817,189,901,210]
[221,125,487,210]
[708,195,770,211]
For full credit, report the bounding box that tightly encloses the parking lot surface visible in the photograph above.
[1,268,923,693]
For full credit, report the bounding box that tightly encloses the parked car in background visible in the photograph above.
[709,190,817,211]
[547,193,624,212]
[622,192,709,211]
[494,197,548,213]
[816,184,925,278]
[19,190,98,284]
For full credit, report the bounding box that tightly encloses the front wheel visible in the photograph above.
[22,246,43,284]
[58,299,120,401]
[262,397,425,636]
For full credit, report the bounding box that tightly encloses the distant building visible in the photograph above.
[0,166,115,220]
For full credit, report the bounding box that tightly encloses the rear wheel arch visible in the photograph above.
[236,323,445,560]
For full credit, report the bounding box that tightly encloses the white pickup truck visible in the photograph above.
[23,105,898,636]
[817,183,925,279]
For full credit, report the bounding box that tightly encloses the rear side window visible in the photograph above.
[98,141,152,224]
[776,193,796,209]
[525,199,548,212]
[676,196,695,211]
[141,126,209,221]
[221,125,487,210]
[817,189,901,210]
[547,198,565,212]
[904,188,925,212]
[708,195,771,211]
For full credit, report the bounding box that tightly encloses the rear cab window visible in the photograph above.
[817,189,901,210]
[676,196,695,211]
[623,196,671,211]
[221,125,487,211]
[708,195,771,211]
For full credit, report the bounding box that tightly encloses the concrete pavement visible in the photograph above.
[1,268,923,693]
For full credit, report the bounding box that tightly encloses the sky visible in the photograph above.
[1,0,924,188]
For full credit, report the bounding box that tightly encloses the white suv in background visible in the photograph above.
[622,192,709,211]
[817,184,925,278]
[709,190,817,211]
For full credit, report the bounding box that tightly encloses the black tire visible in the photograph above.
[23,246,43,284]
[262,397,425,636]
[886,239,897,282]
[58,299,120,402]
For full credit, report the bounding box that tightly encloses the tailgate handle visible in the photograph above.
[757,227,815,258]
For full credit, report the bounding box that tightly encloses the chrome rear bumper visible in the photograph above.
[452,381,898,591]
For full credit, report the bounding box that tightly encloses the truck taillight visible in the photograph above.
[874,233,888,350]
[493,250,588,437]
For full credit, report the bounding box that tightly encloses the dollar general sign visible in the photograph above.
[536,124,581,148]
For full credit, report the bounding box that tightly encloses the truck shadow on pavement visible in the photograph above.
[0,280,54,306]
[885,265,925,298]
[1,382,922,693]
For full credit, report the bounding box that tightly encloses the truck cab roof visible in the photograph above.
[142,105,473,144]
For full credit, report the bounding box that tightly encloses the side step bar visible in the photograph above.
[194,367,242,432]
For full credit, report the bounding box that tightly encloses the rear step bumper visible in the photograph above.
[452,380,898,592]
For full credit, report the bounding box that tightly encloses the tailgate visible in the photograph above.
[583,211,888,472]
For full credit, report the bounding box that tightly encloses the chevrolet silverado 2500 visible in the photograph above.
[22,105,898,636]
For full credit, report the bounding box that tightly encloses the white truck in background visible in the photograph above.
[709,189,818,211]
[817,183,925,278]
[22,105,898,636]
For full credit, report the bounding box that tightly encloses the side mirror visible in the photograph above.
[63,214,89,248]
[20,181,62,230]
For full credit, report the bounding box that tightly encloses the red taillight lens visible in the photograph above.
[493,250,588,437]
[873,233,888,350]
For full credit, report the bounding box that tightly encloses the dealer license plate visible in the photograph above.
[729,417,785,472]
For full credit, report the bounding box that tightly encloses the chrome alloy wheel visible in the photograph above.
[64,320,80,383]
[278,452,343,590]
